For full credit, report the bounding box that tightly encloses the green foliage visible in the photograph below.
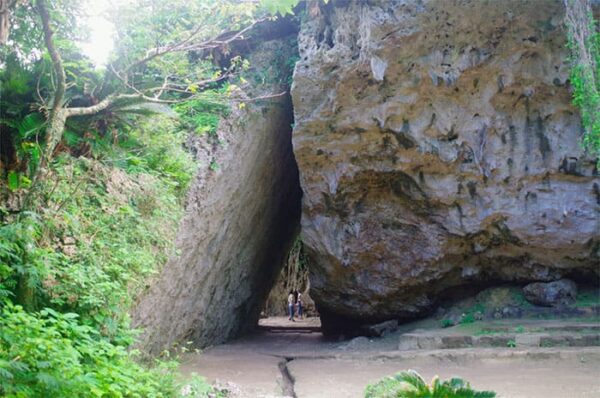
[6,172,19,192]
[506,340,517,348]
[565,5,600,163]
[364,370,496,398]
[459,313,475,325]
[209,159,220,171]
[259,0,330,17]
[0,119,205,396]
[0,213,62,310]
[260,0,299,16]
[181,375,229,398]
[513,325,525,334]
[173,91,229,137]
[109,114,196,196]
[440,319,454,328]
[451,302,486,326]
[0,108,201,394]
[0,48,100,190]
[0,302,180,398]
[109,0,257,85]
[1,0,87,65]
[37,153,187,334]
[576,287,600,307]
[0,107,222,395]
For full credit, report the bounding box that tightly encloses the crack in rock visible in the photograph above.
[278,357,296,398]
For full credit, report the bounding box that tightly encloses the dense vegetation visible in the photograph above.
[0,0,293,396]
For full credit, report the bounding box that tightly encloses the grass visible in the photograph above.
[576,289,600,308]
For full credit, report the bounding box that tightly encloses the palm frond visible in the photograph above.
[365,370,497,398]
[393,370,427,391]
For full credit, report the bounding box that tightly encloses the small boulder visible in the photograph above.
[501,305,522,318]
[439,312,462,327]
[360,319,399,337]
[523,279,577,307]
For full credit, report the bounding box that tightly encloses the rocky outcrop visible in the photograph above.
[292,0,599,333]
[133,36,302,353]
[523,279,578,307]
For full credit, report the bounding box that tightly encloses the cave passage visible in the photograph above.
[258,239,322,333]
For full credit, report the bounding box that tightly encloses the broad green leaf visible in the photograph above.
[7,171,19,191]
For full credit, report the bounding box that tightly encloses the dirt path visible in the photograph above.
[290,352,600,398]
[179,317,600,398]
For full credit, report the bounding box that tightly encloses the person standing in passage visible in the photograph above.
[296,291,303,320]
[287,291,295,321]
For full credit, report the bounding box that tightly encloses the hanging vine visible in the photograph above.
[564,0,600,163]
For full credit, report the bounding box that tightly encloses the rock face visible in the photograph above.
[133,37,302,353]
[523,279,578,307]
[291,0,599,333]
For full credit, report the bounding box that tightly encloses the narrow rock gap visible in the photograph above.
[132,16,304,353]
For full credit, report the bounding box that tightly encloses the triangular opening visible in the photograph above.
[259,239,321,333]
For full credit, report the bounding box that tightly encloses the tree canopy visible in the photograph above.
[0,0,298,198]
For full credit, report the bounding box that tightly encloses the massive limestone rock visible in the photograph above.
[133,37,301,353]
[292,0,599,333]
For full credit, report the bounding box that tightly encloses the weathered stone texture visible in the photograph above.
[523,278,578,307]
[133,39,302,353]
[292,0,599,332]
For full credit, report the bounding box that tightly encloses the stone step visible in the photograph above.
[398,332,600,350]
[257,325,322,333]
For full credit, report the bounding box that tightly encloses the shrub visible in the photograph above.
[365,370,496,398]
[440,319,454,328]
[0,302,179,398]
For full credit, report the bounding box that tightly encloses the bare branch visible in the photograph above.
[111,62,233,100]
[65,91,198,117]
[109,64,145,95]
[124,17,267,73]
[36,60,47,109]
[149,73,231,92]
[229,91,287,102]
[153,74,171,99]
[65,93,142,117]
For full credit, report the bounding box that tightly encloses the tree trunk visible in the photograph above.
[22,108,66,211]
[0,0,10,45]
[41,109,67,169]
